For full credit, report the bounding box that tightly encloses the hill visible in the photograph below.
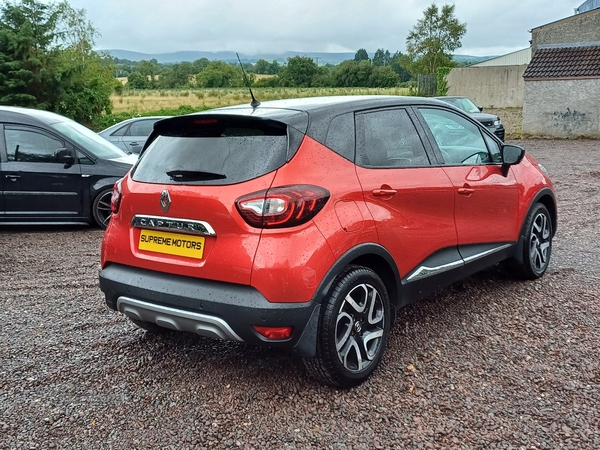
[103,49,495,66]
[103,49,355,65]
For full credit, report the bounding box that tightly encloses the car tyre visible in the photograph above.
[512,203,553,279]
[92,188,113,229]
[303,265,390,388]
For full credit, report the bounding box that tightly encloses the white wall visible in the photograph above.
[446,65,527,108]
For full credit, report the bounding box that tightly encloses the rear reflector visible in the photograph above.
[253,326,293,340]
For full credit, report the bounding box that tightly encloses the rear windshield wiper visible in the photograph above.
[166,170,227,182]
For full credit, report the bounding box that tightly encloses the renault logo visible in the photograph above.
[159,190,171,212]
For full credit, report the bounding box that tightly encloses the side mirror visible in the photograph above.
[501,144,525,176]
[54,148,74,167]
[478,106,483,112]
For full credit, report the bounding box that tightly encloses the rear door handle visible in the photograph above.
[5,174,20,181]
[458,187,475,195]
[372,189,397,196]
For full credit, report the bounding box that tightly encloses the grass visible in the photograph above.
[110,87,412,114]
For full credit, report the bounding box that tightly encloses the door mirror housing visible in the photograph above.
[54,148,74,167]
[501,144,525,176]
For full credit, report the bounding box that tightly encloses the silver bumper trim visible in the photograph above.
[117,296,242,341]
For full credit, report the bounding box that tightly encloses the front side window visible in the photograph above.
[5,128,65,163]
[356,109,430,168]
[418,108,493,166]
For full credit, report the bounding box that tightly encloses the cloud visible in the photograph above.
[65,0,582,56]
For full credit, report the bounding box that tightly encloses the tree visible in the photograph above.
[192,58,210,74]
[127,71,149,89]
[405,3,466,75]
[389,51,413,82]
[0,0,115,124]
[354,48,369,62]
[278,56,320,87]
[372,49,391,67]
[0,0,60,108]
[134,59,159,87]
[332,60,362,87]
[196,61,244,88]
[368,65,399,87]
[158,62,196,88]
[255,58,281,74]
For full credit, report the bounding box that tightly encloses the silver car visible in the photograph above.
[99,116,169,154]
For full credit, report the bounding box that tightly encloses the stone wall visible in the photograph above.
[531,9,600,54]
[446,65,527,108]
[522,79,600,138]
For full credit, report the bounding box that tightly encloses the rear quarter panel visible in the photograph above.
[251,137,379,303]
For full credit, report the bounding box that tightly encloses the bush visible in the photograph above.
[436,67,451,96]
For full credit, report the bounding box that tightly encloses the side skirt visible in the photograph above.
[399,242,517,307]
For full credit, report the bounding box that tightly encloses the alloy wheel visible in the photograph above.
[529,211,551,273]
[335,283,385,373]
[94,190,113,228]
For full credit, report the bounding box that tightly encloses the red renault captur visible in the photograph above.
[100,96,556,387]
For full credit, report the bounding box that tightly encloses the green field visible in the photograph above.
[110,87,412,114]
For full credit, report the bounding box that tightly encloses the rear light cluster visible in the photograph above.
[236,185,329,228]
[110,179,123,214]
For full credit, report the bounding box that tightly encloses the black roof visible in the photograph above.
[212,95,444,116]
[187,95,450,143]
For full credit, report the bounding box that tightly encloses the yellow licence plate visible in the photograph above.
[138,229,205,259]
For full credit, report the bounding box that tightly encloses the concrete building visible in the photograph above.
[522,7,600,138]
[446,48,531,108]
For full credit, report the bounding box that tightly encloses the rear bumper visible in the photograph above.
[99,263,320,357]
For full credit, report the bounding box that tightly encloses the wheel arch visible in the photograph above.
[91,177,122,197]
[514,187,557,264]
[313,243,402,323]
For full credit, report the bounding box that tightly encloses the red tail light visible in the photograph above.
[236,185,330,228]
[110,179,123,214]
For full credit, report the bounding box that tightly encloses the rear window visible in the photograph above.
[131,116,290,185]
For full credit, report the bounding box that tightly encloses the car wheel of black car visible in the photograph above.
[304,266,390,388]
[92,188,113,229]
[514,203,553,280]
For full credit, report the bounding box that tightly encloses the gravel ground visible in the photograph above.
[1,139,599,449]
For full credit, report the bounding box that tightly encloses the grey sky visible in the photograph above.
[65,0,584,57]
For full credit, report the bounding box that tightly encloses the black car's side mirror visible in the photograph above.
[54,148,74,168]
[501,144,525,176]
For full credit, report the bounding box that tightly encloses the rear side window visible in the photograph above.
[132,116,290,185]
[356,108,430,168]
[326,113,355,161]
[129,119,159,136]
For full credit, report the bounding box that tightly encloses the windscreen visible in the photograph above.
[50,120,129,160]
[131,116,290,185]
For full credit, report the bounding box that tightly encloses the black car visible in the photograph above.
[434,96,505,141]
[0,106,136,228]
